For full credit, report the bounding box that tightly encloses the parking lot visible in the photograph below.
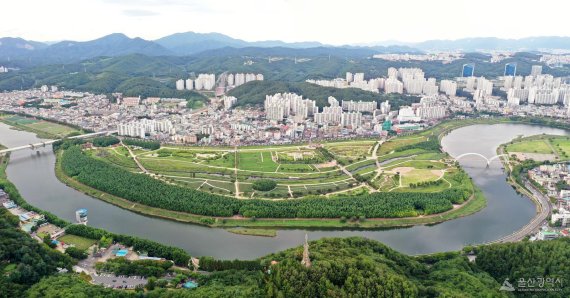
[91,273,148,289]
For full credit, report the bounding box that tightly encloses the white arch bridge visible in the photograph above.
[0,130,117,155]
[454,152,509,167]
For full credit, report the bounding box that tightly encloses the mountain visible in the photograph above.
[0,34,171,65]
[155,31,326,55]
[154,31,246,54]
[411,36,570,51]
[0,37,47,60]
[39,33,171,63]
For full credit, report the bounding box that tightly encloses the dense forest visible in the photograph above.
[228,80,420,108]
[0,208,74,297]
[92,136,120,147]
[2,194,569,298]
[122,138,161,150]
[60,146,470,219]
[475,238,570,297]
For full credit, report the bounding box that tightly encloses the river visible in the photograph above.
[0,122,566,259]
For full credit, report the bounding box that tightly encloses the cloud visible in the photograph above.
[122,9,159,17]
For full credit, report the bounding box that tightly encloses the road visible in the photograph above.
[491,179,551,243]
[122,142,149,174]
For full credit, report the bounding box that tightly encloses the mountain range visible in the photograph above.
[1,32,570,66]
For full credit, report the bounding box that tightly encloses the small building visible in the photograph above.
[537,230,559,240]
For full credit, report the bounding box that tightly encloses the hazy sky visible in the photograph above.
[2,0,569,44]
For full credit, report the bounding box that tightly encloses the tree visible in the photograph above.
[65,247,87,260]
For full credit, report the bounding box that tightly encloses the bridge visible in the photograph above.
[455,152,509,167]
[0,130,117,155]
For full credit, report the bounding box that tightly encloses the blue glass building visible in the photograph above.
[462,63,475,77]
[504,63,517,76]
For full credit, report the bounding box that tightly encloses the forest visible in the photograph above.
[60,146,470,219]
[95,258,174,278]
[92,136,120,147]
[0,207,74,297]
[3,194,569,298]
[122,138,161,150]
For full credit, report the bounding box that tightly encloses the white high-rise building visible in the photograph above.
[314,106,343,125]
[245,73,257,83]
[227,74,234,86]
[194,78,203,90]
[195,74,215,90]
[185,79,193,90]
[221,95,237,110]
[264,93,317,121]
[476,77,493,96]
[346,72,353,83]
[440,80,457,96]
[328,96,340,107]
[353,73,365,83]
[176,79,185,91]
[531,65,543,77]
[380,101,391,114]
[465,77,477,91]
[528,87,559,105]
[341,112,362,128]
[342,100,376,113]
[384,78,403,94]
[507,96,520,106]
[387,67,398,78]
[235,73,246,86]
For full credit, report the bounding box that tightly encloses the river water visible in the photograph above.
[0,122,565,259]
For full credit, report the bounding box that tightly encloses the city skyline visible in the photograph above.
[2,0,569,45]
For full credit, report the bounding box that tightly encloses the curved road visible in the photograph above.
[490,179,551,243]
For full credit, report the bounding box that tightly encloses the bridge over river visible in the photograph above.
[0,130,117,155]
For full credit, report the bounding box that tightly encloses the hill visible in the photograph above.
[37,33,171,63]
[2,190,569,298]
[0,37,47,60]
[25,236,570,297]
[415,36,570,52]
[228,80,420,108]
[0,34,172,65]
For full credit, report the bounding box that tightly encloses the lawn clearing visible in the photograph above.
[58,234,97,251]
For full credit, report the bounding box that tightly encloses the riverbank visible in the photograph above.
[0,113,80,139]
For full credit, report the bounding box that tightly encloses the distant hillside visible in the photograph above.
[0,37,47,60]
[228,80,420,109]
[414,36,570,51]
[0,32,422,67]
[0,34,172,65]
[37,33,171,63]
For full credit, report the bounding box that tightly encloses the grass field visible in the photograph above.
[506,139,553,154]
[0,114,79,138]
[58,234,97,251]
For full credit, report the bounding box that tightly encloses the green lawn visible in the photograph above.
[399,169,441,186]
[549,137,570,159]
[238,151,278,171]
[58,234,97,251]
[506,139,553,154]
